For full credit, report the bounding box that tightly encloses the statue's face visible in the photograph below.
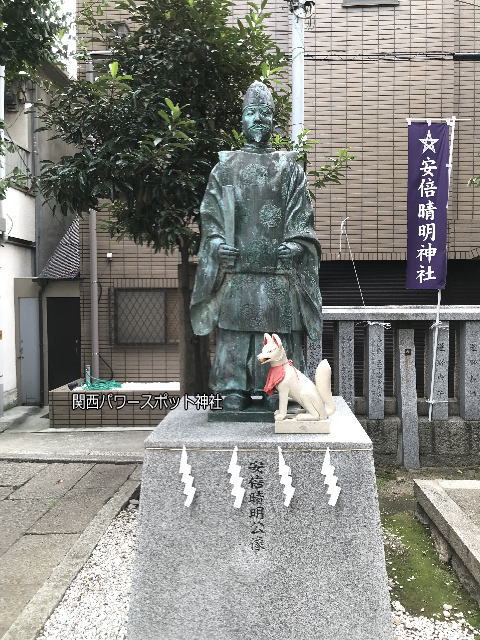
[242,104,274,144]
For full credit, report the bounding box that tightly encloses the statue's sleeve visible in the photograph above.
[190,164,226,335]
[284,159,323,340]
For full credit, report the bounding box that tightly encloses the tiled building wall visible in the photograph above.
[451,0,480,257]
[304,0,455,259]
[79,217,181,381]
[77,0,480,381]
[233,0,480,259]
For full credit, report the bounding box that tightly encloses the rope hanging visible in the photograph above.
[339,217,391,330]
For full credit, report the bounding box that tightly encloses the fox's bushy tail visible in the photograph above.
[315,359,336,416]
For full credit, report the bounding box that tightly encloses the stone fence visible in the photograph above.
[306,305,480,468]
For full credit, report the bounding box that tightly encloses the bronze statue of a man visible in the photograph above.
[190,81,322,411]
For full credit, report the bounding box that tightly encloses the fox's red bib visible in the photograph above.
[263,360,297,395]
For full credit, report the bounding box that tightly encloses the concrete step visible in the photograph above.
[415,479,480,604]
[0,407,43,434]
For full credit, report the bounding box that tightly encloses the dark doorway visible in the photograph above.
[47,297,81,390]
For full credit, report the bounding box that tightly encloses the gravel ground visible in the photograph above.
[392,600,477,639]
[37,505,138,640]
[37,506,478,640]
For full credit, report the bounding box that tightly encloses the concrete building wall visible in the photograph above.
[4,189,35,243]
[1,65,77,407]
[450,0,480,258]
[35,77,78,273]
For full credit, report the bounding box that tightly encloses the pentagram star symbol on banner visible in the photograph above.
[419,130,439,154]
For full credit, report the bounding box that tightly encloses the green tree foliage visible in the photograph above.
[469,175,480,188]
[0,0,68,79]
[40,0,290,258]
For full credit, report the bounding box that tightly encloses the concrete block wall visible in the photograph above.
[49,385,176,428]
[362,416,480,468]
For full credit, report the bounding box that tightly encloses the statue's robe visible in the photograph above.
[191,147,322,393]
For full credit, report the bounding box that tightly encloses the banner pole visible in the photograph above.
[427,116,455,421]
[446,116,456,188]
[428,288,442,421]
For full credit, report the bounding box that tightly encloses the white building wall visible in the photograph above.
[0,243,34,406]
[3,189,35,243]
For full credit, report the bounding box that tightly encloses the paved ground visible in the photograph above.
[0,408,148,463]
[0,460,141,638]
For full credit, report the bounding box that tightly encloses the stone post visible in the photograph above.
[333,320,355,410]
[457,321,480,420]
[304,335,322,381]
[394,327,420,469]
[424,321,449,420]
[363,323,385,419]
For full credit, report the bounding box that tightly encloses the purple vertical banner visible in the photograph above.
[406,122,449,289]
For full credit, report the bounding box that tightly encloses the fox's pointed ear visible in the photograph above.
[263,333,271,345]
[272,333,282,346]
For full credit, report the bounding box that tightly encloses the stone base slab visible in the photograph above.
[208,398,274,423]
[128,397,393,640]
[274,416,331,433]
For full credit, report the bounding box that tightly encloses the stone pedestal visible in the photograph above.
[128,397,393,640]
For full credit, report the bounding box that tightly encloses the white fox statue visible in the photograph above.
[257,333,335,430]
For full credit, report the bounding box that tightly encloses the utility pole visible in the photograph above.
[86,53,111,381]
[86,61,100,380]
[286,0,314,143]
[291,4,305,143]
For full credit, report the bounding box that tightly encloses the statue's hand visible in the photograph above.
[218,243,239,266]
[277,242,303,260]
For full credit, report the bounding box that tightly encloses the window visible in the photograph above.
[112,288,179,345]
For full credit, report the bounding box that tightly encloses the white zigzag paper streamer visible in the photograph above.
[228,446,245,508]
[179,445,196,507]
[321,447,341,506]
[278,446,295,507]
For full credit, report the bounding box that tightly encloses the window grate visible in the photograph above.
[112,288,179,345]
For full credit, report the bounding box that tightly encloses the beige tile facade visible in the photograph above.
[77,0,480,381]
[79,215,181,381]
